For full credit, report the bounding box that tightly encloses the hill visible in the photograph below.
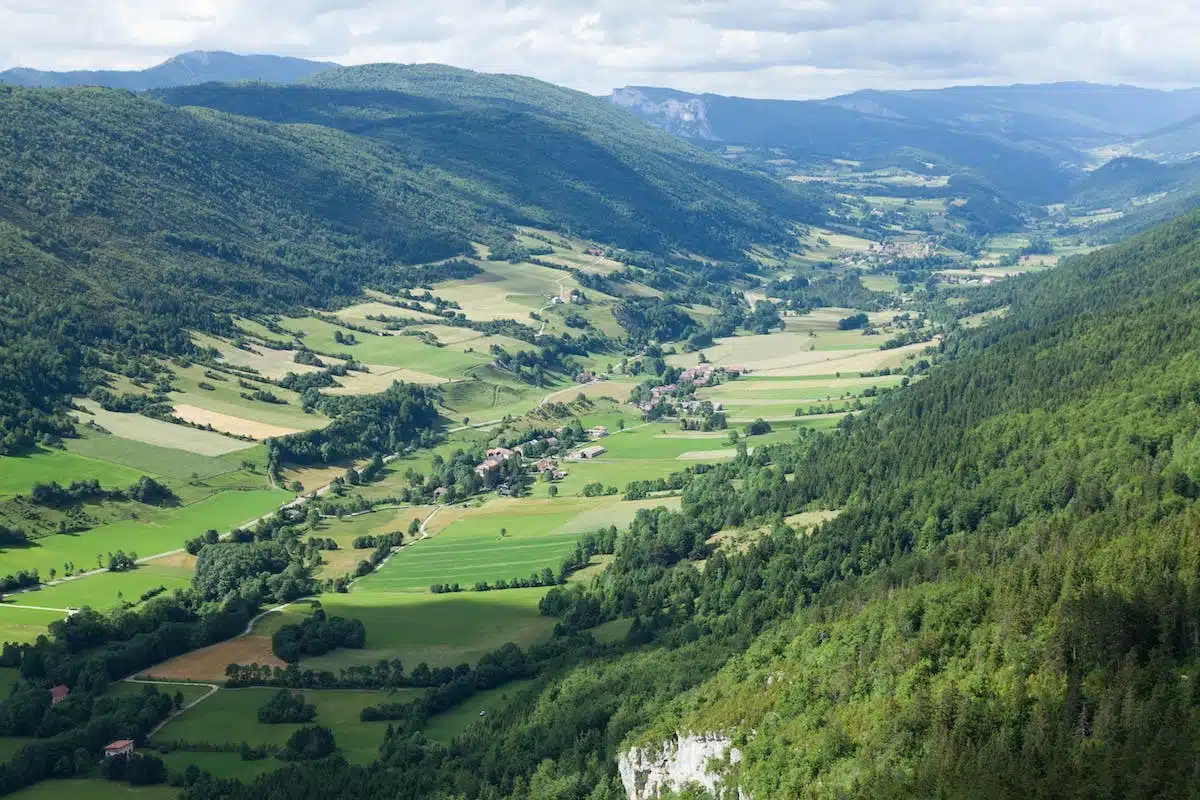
[611,82,1200,212]
[1129,112,1200,162]
[1068,156,1200,242]
[158,64,824,257]
[0,51,335,90]
[831,82,1200,142]
[0,74,825,453]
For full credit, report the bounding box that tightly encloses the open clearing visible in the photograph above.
[153,687,409,766]
[64,431,250,481]
[29,562,195,611]
[0,605,67,643]
[299,588,556,669]
[171,405,299,440]
[0,448,148,498]
[323,364,450,395]
[0,489,285,581]
[8,780,178,799]
[73,400,256,456]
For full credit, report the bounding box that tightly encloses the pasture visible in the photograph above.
[63,431,255,482]
[152,687,411,765]
[165,362,324,433]
[299,588,556,669]
[27,561,195,611]
[7,780,178,799]
[139,634,281,683]
[73,400,257,457]
[0,605,68,643]
[0,449,147,499]
[276,316,490,378]
[359,498,594,591]
[0,488,286,581]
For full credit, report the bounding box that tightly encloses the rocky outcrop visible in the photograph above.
[617,733,742,799]
[610,88,718,141]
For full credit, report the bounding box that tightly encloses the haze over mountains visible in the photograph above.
[0,51,336,90]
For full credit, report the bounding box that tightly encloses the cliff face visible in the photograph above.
[610,88,717,141]
[617,733,742,799]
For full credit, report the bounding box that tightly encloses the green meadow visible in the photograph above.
[0,489,285,579]
[0,449,148,499]
[152,687,412,765]
[7,780,178,800]
[299,588,555,669]
[0,606,67,643]
[27,562,195,611]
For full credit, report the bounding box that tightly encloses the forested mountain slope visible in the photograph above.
[160,63,823,256]
[612,85,1076,204]
[0,51,335,90]
[0,75,822,453]
[179,227,1200,798]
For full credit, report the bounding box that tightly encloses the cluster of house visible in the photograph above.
[550,288,583,305]
[634,366,743,415]
[836,237,937,269]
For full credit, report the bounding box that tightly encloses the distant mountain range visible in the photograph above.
[612,83,1200,205]
[0,51,336,90]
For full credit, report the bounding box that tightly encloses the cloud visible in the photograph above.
[0,0,1198,98]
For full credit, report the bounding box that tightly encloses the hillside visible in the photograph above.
[0,51,335,90]
[831,82,1200,141]
[0,75,825,452]
[100,220,1200,800]
[1129,112,1200,162]
[159,65,824,257]
[612,85,1082,204]
[1068,157,1200,242]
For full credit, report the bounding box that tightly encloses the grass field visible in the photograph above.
[0,448,149,499]
[153,687,410,765]
[27,561,195,611]
[73,400,257,457]
[423,681,534,744]
[277,316,489,378]
[0,605,68,642]
[63,431,254,482]
[7,780,178,799]
[360,498,593,590]
[299,588,556,669]
[0,488,286,581]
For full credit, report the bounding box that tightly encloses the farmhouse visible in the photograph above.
[49,685,69,705]
[587,426,609,440]
[573,445,607,460]
[104,740,135,758]
[486,447,516,460]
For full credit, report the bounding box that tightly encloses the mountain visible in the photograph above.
[0,51,335,90]
[829,82,1200,141]
[612,82,1200,208]
[613,85,1080,204]
[159,64,824,256]
[0,69,824,451]
[1129,112,1200,162]
[1068,156,1200,242]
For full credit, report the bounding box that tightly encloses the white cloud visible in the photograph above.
[0,0,1198,98]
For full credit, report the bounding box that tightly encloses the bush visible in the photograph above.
[258,689,317,724]
[280,725,336,760]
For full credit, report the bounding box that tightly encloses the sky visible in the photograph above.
[1,1,1198,99]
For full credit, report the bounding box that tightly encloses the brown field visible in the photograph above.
[140,635,283,682]
[151,551,198,570]
[172,405,300,440]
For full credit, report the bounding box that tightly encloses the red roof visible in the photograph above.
[105,740,135,751]
[50,685,69,701]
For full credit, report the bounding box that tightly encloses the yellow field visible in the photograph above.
[73,400,257,456]
[172,405,300,440]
